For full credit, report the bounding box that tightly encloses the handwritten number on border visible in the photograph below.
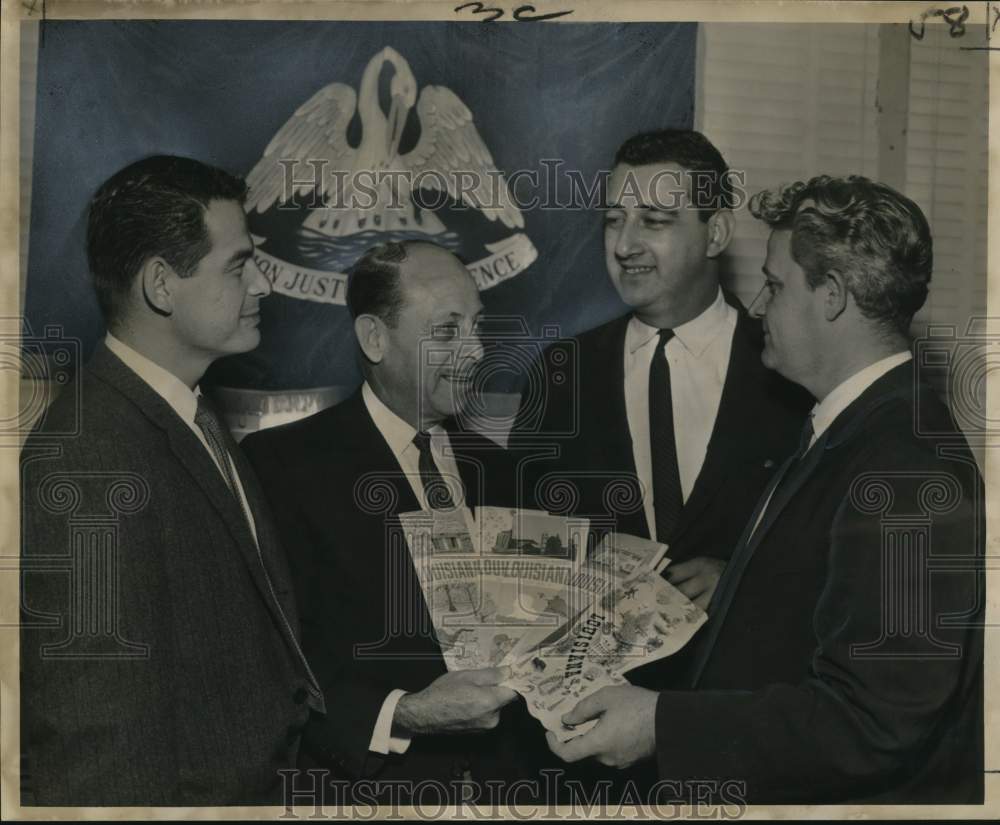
[910,6,970,40]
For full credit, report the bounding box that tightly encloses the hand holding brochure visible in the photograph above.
[398,507,707,738]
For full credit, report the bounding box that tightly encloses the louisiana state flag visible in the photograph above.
[26,20,695,408]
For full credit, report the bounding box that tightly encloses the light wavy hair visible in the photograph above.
[749,175,932,335]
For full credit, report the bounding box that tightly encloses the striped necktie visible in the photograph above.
[194,395,325,712]
[412,430,456,510]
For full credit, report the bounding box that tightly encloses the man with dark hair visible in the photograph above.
[242,240,524,801]
[21,155,324,805]
[512,128,807,648]
[547,175,984,804]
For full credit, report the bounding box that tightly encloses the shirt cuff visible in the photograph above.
[369,689,412,755]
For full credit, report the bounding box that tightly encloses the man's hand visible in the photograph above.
[546,685,658,769]
[393,666,519,736]
[664,556,725,610]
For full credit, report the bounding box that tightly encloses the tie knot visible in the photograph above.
[194,395,220,427]
[412,430,433,454]
[657,329,675,347]
[798,415,815,455]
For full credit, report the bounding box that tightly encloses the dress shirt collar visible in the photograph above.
[627,288,732,358]
[811,350,912,440]
[105,333,200,426]
[361,382,446,456]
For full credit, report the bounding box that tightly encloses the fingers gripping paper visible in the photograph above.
[399,508,707,740]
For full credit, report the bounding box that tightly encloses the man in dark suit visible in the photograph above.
[242,241,522,801]
[511,129,808,615]
[20,155,325,805]
[547,175,984,804]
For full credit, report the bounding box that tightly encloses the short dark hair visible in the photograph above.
[346,241,409,327]
[749,175,933,335]
[613,129,733,220]
[86,155,248,325]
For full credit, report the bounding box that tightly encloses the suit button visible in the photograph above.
[293,687,308,704]
[451,758,471,778]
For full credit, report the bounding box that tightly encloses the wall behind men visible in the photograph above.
[697,23,989,454]
[23,20,696,404]
[698,22,988,337]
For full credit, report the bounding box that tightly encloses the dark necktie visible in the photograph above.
[795,414,816,458]
[649,329,683,543]
[194,395,325,711]
[771,414,816,497]
[744,412,816,540]
[194,396,256,537]
[412,430,456,510]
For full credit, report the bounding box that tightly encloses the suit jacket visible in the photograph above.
[20,344,318,806]
[656,362,984,804]
[505,303,811,799]
[241,391,525,798]
[510,304,810,566]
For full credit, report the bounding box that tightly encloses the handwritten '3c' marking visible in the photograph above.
[455,2,574,22]
[455,2,505,22]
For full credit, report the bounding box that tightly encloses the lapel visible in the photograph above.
[340,392,422,516]
[87,344,308,665]
[226,429,300,623]
[669,310,761,544]
[445,425,483,510]
[351,394,443,651]
[690,361,915,686]
[594,316,649,536]
[598,316,637,476]
[741,361,913,553]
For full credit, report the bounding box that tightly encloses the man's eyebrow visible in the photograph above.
[604,201,662,211]
[645,205,679,216]
[604,199,681,214]
[226,245,254,267]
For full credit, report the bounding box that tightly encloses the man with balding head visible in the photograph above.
[242,240,523,800]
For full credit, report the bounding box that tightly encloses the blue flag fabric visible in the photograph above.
[25,21,695,391]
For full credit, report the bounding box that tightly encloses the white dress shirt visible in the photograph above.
[361,382,472,756]
[105,333,258,542]
[750,350,912,537]
[624,288,737,542]
[362,383,467,512]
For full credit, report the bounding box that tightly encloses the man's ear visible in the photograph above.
[705,209,735,258]
[355,314,387,364]
[822,269,849,321]
[139,258,174,317]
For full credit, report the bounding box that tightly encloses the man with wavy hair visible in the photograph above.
[546,175,984,804]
